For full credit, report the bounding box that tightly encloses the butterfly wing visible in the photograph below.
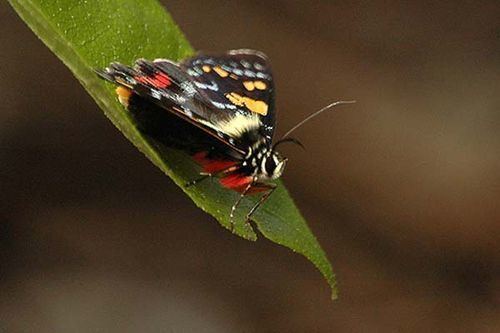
[97,49,276,154]
[181,49,276,143]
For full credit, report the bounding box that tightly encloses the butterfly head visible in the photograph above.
[261,150,288,180]
[255,136,307,181]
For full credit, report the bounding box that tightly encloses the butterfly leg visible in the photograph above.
[186,166,239,187]
[229,178,257,232]
[245,183,277,223]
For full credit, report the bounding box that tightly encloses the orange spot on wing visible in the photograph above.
[243,80,266,91]
[202,65,211,73]
[213,66,229,77]
[253,80,267,90]
[225,92,245,106]
[243,81,255,91]
[245,99,268,115]
[115,86,132,107]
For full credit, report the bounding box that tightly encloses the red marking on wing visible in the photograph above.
[136,72,171,88]
[152,72,172,88]
[193,152,237,174]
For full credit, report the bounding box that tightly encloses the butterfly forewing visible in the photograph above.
[181,49,276,143]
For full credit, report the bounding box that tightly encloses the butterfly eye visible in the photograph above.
[265,157,277,175]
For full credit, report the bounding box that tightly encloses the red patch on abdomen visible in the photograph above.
[219,175,269,194]
[193,152,265,194]
[220,174,253,192]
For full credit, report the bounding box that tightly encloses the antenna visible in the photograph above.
[280,100,356,139]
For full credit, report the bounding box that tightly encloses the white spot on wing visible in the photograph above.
[241,60,251,68]
[151,89,161,100]
[211,101,237,110]
[186,68,200,77]
[175,94,186,103]
[153,58,178,64]
[256,72,269,79]
[232,68,243,76]
[194,81,219,91]
[244,69,256,77]
[181,81,196,96]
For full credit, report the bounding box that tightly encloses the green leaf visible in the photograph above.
[8,0,337,298]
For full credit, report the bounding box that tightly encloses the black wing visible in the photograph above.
[181,49,276,143]
[97,49,276,153]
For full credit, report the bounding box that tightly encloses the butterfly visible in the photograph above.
[96,49,353,230]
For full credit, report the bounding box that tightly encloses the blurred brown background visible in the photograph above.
[1,1,499,332]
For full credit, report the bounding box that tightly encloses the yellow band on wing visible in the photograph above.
[225,92,268,115]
